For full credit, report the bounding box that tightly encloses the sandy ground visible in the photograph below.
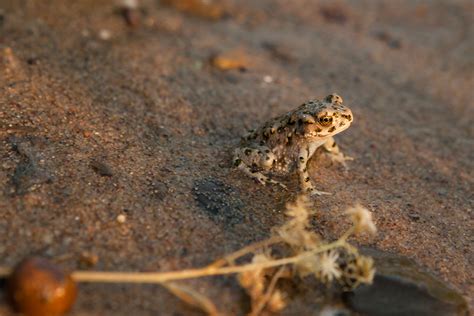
[0,0,472,315]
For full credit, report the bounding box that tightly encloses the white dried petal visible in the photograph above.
[345,204,377,235]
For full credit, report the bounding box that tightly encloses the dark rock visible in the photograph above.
[120,7,140,28]
[9,135,48,159]
[408,212,421,221]
[344,249,468,316]
[8,136,54,195]
[26,57,39,65]
[11,160,53,195]
[374,31,402,49]
[319,4,348,25]
[261,41,296,63]
[90,159,113,177]
[193,178,245,226]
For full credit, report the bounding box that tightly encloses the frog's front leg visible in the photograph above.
[233,147,287,189]
[321,137,353,169]
[298,145,331,196]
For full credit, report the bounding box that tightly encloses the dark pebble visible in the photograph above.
[344,249,468,316]
[90,159,113,177]
[8,136,54,195]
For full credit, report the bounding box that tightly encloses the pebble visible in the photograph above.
[209,53,248,71]
[263,75,273,83]
[98,29,112,40]
[116,214,127,223]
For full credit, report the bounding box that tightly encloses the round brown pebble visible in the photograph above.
[7,257,77,316]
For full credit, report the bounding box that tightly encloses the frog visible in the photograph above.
[233,93,353,195]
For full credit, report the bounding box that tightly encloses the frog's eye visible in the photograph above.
[318,116,333,126]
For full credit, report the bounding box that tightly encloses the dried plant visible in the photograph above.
[345,204,377,236]
[229,196,377,315]
[274,195,321,251]
[162,282,220,316]
[0,195,378,316]
[238,254,287,316]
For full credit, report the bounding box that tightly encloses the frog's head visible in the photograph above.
[294,94,353,138]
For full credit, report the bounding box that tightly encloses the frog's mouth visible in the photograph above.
[306,120,352,138]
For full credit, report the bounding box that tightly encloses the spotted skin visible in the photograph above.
[234,94,353,195]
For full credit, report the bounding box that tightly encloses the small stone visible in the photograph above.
[82,130,93,138]
[116,214,127,223]
[7,257,77,316]
[98,29,112,40]
[408,212,421,221]
[209,52,248,71]
[263,75,273,83]
[78,251,99,268]
[374,31,402,49]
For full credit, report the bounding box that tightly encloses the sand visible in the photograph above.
[0,0,472,315]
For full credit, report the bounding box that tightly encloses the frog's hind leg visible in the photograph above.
[233,148,287,189]
[236,161,287,189]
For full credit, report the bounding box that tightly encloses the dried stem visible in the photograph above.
[249,266,286,316]
[70,239,344,283]
[0,234,349,285]
[162,282,220,316]
[339,226,355,243]
[208,236,283,268]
